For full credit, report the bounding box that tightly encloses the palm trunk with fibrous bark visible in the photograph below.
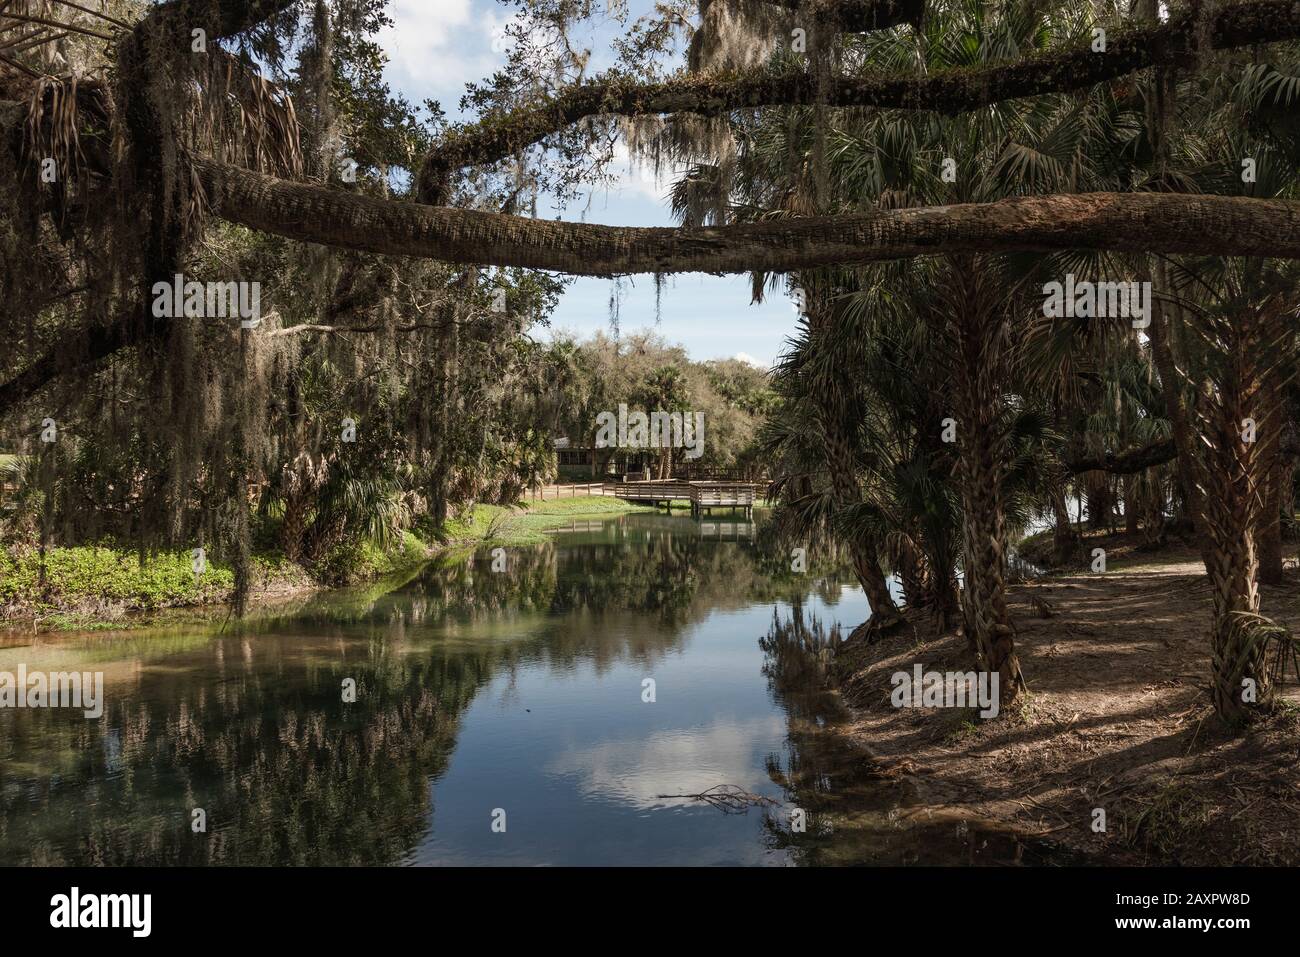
[1201,384,1268,723]
[801,282,902,632]
[945,256,1025,707]
[1257,382,1294,587]
[819,388,903,630]
[1189,301,1294,724]
[1258,456,1287,586]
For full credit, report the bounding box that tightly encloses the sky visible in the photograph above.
[376,0,798,367]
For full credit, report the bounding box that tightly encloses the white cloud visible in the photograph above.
[378,0,499,107]
[600,139,677,203]
[732,352,767,369]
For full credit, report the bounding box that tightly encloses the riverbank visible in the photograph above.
[442,494,655,547]
[0,494,655,630]
[832,529,1300,866]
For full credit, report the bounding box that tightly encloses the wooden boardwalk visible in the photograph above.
[603,480,762,518]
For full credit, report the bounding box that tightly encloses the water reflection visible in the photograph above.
[0,513,1067,866]
[755,604,1081,866]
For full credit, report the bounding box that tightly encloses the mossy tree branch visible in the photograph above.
[198,158,1300,272]
[416,0,1300,203]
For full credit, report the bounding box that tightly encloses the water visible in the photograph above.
[0,513,1064,866]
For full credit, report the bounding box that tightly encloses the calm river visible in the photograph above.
[0,512,1058,865]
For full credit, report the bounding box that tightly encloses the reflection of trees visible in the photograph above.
[755,605,1061,866]
[0,635,497,865]
[0,513,865,866]
[756,606,851,855]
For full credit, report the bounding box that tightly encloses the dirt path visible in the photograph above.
[833,540,1300,865]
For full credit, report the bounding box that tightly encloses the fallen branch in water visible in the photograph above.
[657,784,780,814]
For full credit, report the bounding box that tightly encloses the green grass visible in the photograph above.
[0,496,644,625]
[442,495,655,547]
[0,545,240,614]
[0,530,434,623]
[522,495,659,516]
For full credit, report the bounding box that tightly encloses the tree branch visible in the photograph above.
[134,0,297,41]
[196,158,1300,274]
[416,0,1300,202]
[1067,439,1178,475]
[766,0,925,32]
[266,321,441,336]
[0,308,151,421]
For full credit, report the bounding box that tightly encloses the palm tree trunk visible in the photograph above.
[279,488,311,562]
[1086,474,1112,530]
[1123,475,1139,535]
[949,257,1024,706]
[1259,460,1285,585]
[823,420,901,625]
[1051,483,1078,563]
[956,428,1024,704]
[1200,308,1286,723]
[895,536,930,610]
[1203,407,1268,722]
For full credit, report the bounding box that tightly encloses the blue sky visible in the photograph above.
[376,0,797,367]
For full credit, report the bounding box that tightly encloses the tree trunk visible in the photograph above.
[1086,475,1112,530]
[949,257,1023,707]
[1259,460,1285,585]
[1123,474,1140,535]
[1204,417,1269,722]
[279,488,311,563]
[1197,308,1286,724]
[957,432,1024,705]
[895,536,930,610]
[1153,263,1278,724]
[823,414,901,626]
[1051,483,1078,563]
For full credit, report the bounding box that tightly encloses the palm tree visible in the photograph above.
[1140,36,1300,722]
[665,0,1147,699]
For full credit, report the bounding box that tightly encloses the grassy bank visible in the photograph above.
[443,495,656,547]
[0,495,654,629]
[0,545,310,628]
[831,531,1300,866]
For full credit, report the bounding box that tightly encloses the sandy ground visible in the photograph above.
[833,534,1300,865]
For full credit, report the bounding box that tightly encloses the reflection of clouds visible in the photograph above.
[545,716,786,809]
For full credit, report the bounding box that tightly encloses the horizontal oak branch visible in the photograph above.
[196,159,1300,274]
